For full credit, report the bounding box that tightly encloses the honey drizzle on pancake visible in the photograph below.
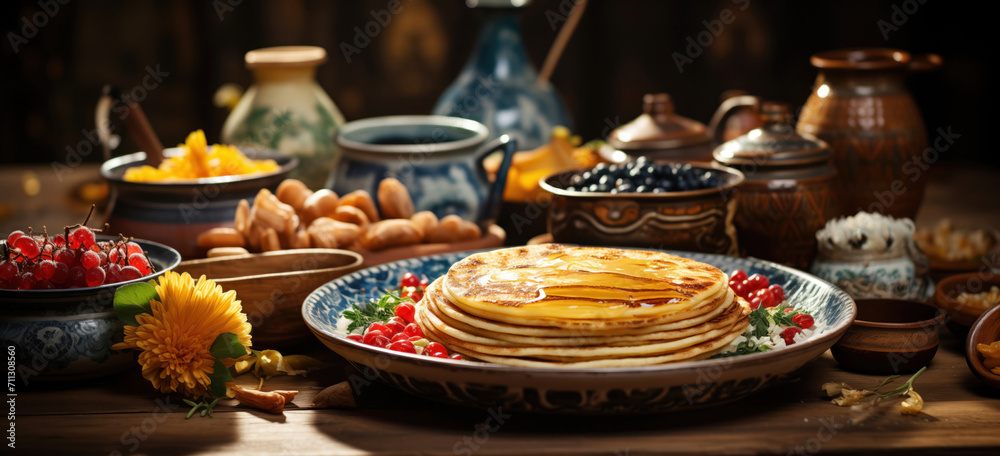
[445,245,726,322]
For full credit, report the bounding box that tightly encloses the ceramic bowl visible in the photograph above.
[100,147,297,259]
[965,303,1000,389]
[0,237,181,382]
[173,249,363,347]
[539,163,744,255]
[303,249,856,414]
[933,272,1000,339]
[831,299,946,375]
[924,230,1000,282]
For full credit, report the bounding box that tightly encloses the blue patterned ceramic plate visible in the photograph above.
[303,249,856,414]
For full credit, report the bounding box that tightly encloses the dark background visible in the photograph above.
[0,0,991,166]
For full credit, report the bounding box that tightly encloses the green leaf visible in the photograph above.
[210,332,247,360]
[747,307,770,339]
[208,359,233,398]
[113,282,158,326]
[342,291,411,333]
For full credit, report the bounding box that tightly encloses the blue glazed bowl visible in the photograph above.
[0,237,181,383]
[303,248,856,414]
[328,115,516,229]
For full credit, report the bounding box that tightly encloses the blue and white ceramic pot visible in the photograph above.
[328,115,516,228]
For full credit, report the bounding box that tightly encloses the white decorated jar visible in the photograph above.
[810,212,933,301]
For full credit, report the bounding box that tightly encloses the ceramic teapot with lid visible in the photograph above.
[714,102,842,269]
[609,92,759,162]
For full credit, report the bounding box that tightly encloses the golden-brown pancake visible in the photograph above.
[410,244,750,368]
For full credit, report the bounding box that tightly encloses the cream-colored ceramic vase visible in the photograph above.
[221,46,345,189]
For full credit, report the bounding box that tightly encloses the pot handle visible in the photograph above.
[707,95,760,145]
[95,85,166,166]
[909,53,943,72]
[475,134,517,229]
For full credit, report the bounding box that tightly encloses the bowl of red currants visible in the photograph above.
[1,224,181,383]
[539,159,744,255]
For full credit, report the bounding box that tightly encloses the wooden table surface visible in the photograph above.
[14,337,1000,455]
[4,161,1000,455]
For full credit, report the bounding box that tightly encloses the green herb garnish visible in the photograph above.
[183,398,220,419]
[341,291,412,333]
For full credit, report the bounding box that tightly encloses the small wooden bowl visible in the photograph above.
[933,272,1000,339]
[831,299,946,374]
[966,304,1000,389]
[175,249,363,347]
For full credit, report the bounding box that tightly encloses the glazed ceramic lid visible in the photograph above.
[608,93,710,151]
[245,46,327,69]
[713,102,831,167]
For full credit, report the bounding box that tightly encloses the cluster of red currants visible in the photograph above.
[0,225,154,290]
[347,272,462,359]
[728,269,787,310]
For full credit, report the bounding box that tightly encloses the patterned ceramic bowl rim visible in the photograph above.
[100,147,297,187]
[336,115,489,156]
[539,162,744,200]
[0,236,181,300]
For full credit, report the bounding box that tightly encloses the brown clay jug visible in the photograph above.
[797,48,941,220]
[714,102,842,269]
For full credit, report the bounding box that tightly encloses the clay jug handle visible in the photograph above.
[909,53,943,72]
[707,95,760,144]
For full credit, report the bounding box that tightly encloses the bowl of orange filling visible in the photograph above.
[100,130,297,258]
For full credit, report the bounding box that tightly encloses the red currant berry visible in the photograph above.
[13,236,40,259]
[119,266,143,282]
[745,273,769,292]
[6,230,25,247]
[403,323,424,338]
[362,330,386,345]
[729,269,748,284]
[387,340,416,354]
[0,261,17,281]
[768,284,786,303]
[68,226,96,250]
[84,267,106,287]
[50,262,69,284]
[128,253,152,273]
[394,302,416,323]
[792,313,814,330]
[400,272,420,288]
[81,250,100,269]
[424,342,448,357]
[781,327,802,345]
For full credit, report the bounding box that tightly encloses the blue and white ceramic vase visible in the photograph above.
[432,4,572,151]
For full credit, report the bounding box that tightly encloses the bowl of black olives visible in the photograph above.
[539,158,744,255]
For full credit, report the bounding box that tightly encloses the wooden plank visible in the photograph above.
[13,347,1000,455]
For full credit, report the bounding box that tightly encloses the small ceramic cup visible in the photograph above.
[328,115,516,228]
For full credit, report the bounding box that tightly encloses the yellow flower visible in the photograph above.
[113,271,252,398]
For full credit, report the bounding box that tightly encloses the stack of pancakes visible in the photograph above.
[415,244,750,368]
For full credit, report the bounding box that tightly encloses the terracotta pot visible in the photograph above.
[714,102,841,269]
[797,48,941,220]
[831,298,945,375]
